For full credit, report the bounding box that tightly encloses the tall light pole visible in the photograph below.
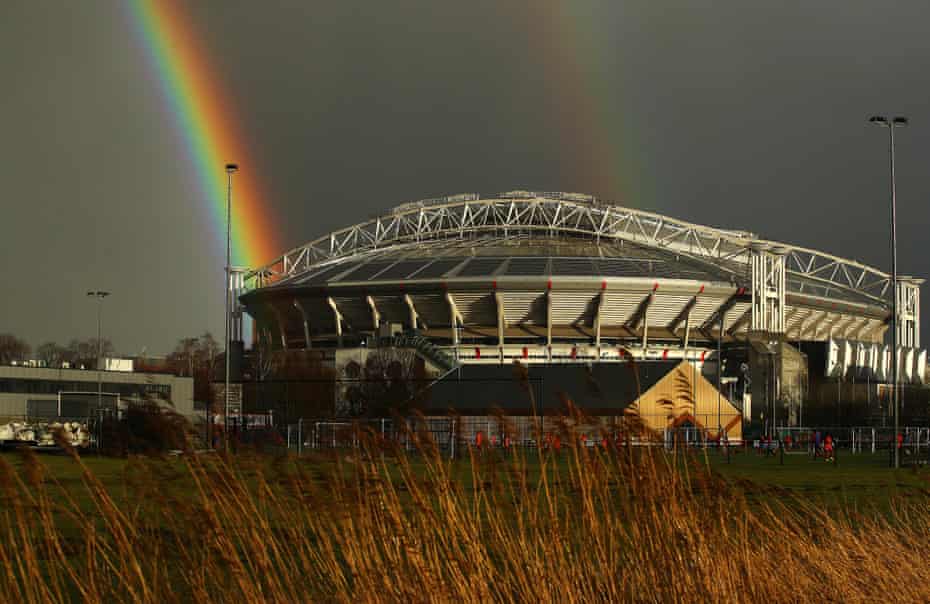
[86,291,111,412]
[224,163,239,448]
[869,115,907,469]
[717,309,724,443]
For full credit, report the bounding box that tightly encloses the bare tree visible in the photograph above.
[343,348,428,417]
[65,338,113,369]
[36,341,67,368]
[198,332,219,367]
[263,349,338,421]
[0,334,31,365]
[167,332,222,404]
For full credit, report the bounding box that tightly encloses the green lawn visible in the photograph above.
[702,448,930,513]
[2,446,929,518]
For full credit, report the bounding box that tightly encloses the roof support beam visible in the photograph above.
[831,314,854,340]
[626,293,654,333]
[546,291,553,348]
[594,291,605,350]
[446,292,463,346]
[808,313,824,340]
[727,308,752,337]
[783,306,800,337]
[794,309,814,341]
[869,318,888,342]
[268,303,287,350]
[366,295,380,332]
[700,292,741,340]
[260,327,273,357]
[824,314,846,340]
[842,314,862,340]
[683,312,692,352]
[403,294,422,330]
[804,312,824,340]
[624,292,654,347]
[668,296,698,334]
[642,303,649,349]
[327,296,344,347]
[853,316,871,341]
[813,313,839,341]
[293,299,311,349]
[494,292,505,350]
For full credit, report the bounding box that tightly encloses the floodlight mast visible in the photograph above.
[869,115,907,469]
[224,162,239,450]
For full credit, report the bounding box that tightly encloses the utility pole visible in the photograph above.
[224,163,239,449]
[869,115,907,469]
[717,309,725,443]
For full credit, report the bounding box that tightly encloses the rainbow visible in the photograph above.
[127,0,281,268]
[527,1,639,207]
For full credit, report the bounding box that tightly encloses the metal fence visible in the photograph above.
[771,426,930,455]
[277,416,930,464]
[282,415,736,458]
[285,417,457,456]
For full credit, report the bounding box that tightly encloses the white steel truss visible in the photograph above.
[750,243,786,333]
[897,278,922,348]
[245,192,894,308]
[228,268,247,342]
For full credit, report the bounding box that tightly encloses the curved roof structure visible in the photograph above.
[245,191,893,309]
[240,191,915,352]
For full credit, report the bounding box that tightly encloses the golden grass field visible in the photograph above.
[0,428,929,603]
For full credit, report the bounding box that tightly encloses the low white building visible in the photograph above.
[0,365,194,420]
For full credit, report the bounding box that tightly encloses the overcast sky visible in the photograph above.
[2,1,929,355]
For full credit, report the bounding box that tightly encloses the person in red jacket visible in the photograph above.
[824,434,834,462]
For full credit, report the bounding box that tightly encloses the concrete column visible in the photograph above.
[327,297,343,347]
[293,299,311,349]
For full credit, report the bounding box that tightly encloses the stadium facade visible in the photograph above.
[233,191,926,437]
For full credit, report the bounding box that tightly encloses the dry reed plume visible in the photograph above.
[0,425,927,603]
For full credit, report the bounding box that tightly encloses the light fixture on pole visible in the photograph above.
[86,290,111,413]
[224,162,239,448]
[868,114,907,469]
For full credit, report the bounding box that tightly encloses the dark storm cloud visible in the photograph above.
[2,0,929,354]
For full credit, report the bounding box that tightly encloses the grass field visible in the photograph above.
[709,448,930,510]
[1,442,929,602]
[2,445,928,516]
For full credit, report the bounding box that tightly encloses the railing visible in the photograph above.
[391,332,459,372]
[280,418,930,466]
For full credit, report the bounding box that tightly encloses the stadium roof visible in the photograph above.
[246,191,899,311]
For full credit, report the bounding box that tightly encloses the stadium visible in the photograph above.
[234,191,927,441]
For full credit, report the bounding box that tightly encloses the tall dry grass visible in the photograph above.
[0,424,928,603]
